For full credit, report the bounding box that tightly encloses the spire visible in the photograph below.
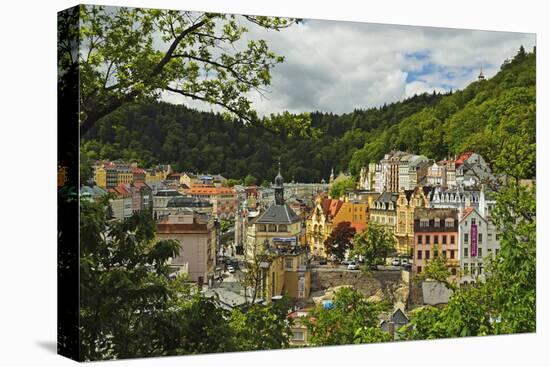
[478,65,485,81]
[274,161,284,205]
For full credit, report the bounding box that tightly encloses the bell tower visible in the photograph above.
[274,161,284,205]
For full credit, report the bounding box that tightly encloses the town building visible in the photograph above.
[185,184,238,219]
[458,206,501,284]
[107,184,133,220]
[331,199,369,234]
[306,196,343,258]
[156,211,216,284]
[398,154,428,190]
[369,191,399,234]
[413,208,460,276]
[245,165,310,303]
[394,187,430,256]
[288,309,310,346]
[455,152,494,187]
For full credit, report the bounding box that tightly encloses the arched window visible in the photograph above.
[268,224,277,232]
[278,224,288,232]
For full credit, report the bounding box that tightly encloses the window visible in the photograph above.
[472,218,476,225]
[451,268,457,275]
[496,233,500,241]
[478,248,483,257]
[292,331,305,341]
[268,224,277,232]
[442,235,447,244]
[434,235,439,244]
[417,235,422,244]
[496,248,500,256]
[420,218,429,228]
[463,263,468,274]
[285,258,294,270]
[445,219,454,228]
[450,235,455,244]
[464,233,469,243]
[450,250,455,259]
[478,263,483,274]
[417,266,422,273]
[434,218,440,227]
[425,235,430,244]
[464,247,469,258]
[425,250,430,260]
[470,263,476,275]
[417,250,422,260]
[278,224,288,232]
[478,233,483,243]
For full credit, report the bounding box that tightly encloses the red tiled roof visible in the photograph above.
[455,152,474,167]
[186,185,236,195]
[460,207,477,222]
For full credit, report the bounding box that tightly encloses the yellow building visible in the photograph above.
[246,166,310,303]
[117,171,133,185]
[394,187,430,256]
[95,167,107,188]
[332,200,369,234]
[145,170,166,186]
[305,196,343,258]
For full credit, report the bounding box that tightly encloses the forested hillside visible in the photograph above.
[81,47,535,183]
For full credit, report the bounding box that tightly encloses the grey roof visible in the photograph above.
[255,203,300,224]
[375,191,398,204]
[80,185,108,197]
[167,197,213,208]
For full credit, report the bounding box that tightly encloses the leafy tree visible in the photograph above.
[225,178,241,187]
[351,224,395,268]
[302,287,390,346]
[229,297,292,351]
[244,174,258,186]
[415,246,455,290]
[65,5,317,137]
[324,221,356,261]
[80,198,294,360]
[329,177,356,199]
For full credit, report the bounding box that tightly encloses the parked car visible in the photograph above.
[347,262,359,270]
[391,258,401,266]
[319,258,328,265]
[227,265,235,273]
[342,259,352,266]
[403,264,412,271]
[401,258,410,266]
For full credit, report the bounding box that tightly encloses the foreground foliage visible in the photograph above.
[303,288,391,346]
[80,199,291,360]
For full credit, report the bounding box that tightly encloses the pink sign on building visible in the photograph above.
[470,223,478,258]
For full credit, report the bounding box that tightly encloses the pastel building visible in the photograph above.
[413,208,460,276]
[156,211,216,284]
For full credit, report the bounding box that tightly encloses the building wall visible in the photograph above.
[458,209,501,283]
[157,227,214,283]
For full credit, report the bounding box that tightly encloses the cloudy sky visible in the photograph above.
[162,16,536,115]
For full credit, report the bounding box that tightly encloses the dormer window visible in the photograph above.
[434,218,440,227]
[420,218,429,228]
[445,218,454,228]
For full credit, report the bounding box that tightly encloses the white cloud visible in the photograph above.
[161,16,536,115]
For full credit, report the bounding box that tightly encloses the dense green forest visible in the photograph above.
[81,47,535,183]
